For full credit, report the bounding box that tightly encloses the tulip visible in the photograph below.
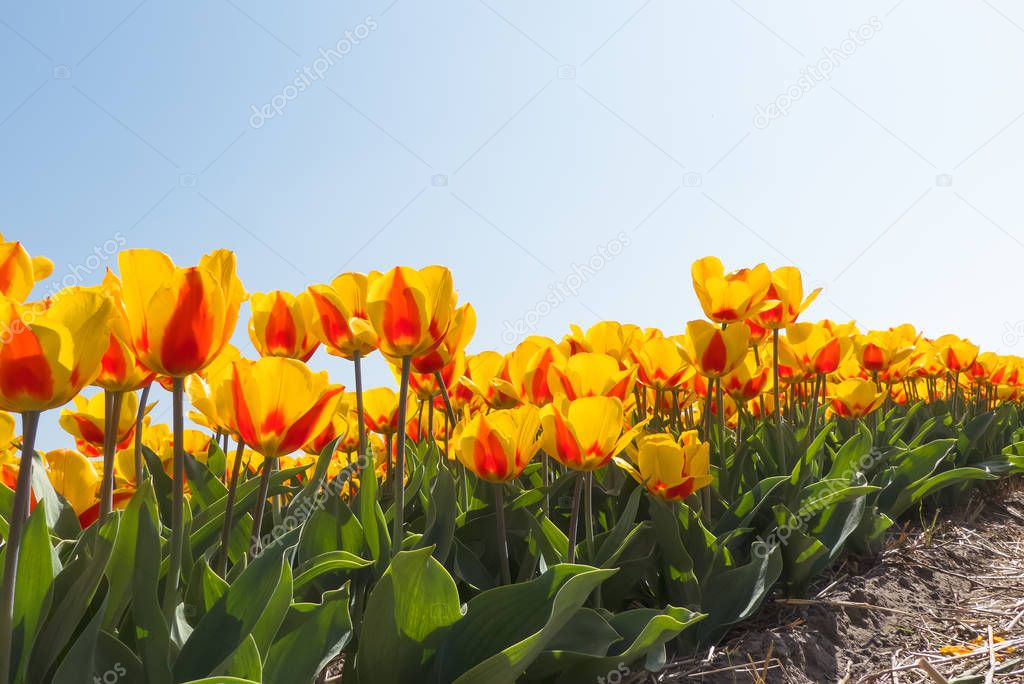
[752,267,820,331]
[720,354,770,402]
[44,449,100,519]
[691,256,772,324]
[216,356,344,561]
[678,321,750,379]
[366,265,457,553]
[460,351,520,410]
[455,404,540,583]
[829,378,886,419]
[248,290,319,362]
[308,272,380,476]
[362,387,400,437]
[118,248,245,616]
[0,234,53,303]
[59,391,141,455]
[548,352,636,401]
[854,329,916,375]
[0,286,111,681]
[411,303,475,426]
[614,431,712,501]
[539,396,645,472]
[506,337,566,406]
[563,321,641,365]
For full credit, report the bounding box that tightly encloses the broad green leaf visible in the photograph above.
[263,586,352,684]
[436,564,617,684]
[11,504,54,683]
[356,547,462,682]
[293,551,372,595]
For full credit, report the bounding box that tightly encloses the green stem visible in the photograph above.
[100,390,124,518]
[494,484,510,585]
[772,329,781,425]
[250,456,275,558]
[0,411,39,684]
[217,438,246,575]
[566,473,584,564]
[162,378,185,624]
[134,383,151,484]
[392,356,412,556]
[584,471,595,561]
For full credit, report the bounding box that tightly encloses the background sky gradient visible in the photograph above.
[3,0,1024,448]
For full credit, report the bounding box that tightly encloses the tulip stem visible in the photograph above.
[0,411,39,684]
[567,473,584,564]
[353,352,369,471]
[772,329,781,426]
[434,370,457,425]
[218,439,246,576]
[392,356,412,556]
[163,378,186,624]
[250,456,275,558]
[584,472,596,561]
[100,390,124,518]
[134,383,151,484]
[494,484,511,585]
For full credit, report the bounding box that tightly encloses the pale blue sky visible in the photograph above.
[3,0,1024,448]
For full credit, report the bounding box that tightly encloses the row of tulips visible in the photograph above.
[0,237,1022,682]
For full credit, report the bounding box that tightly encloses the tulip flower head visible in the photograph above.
[691,257,772,324]
[59,391,142,455]
[615,431,712,501]
[678,321,750,379]
[539,396,645,471]
[361,387,400,436]
[216,356,344,459]
[366,265,455,359]
[0,289,112,412]
[94,270,157,392]
[118,249,245,377]
[248,290,319,362]
[454,404,541,483]
[307,272,379,360]
[829,378,886,419]
[0,234,53,303]
[548,352,635,400]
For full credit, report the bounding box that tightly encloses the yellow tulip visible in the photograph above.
[454,405,541,483]
[614,431,712,501]
[854,328,916,374]
[215,357,344,459]
[361,387,400,436]
[366,265,455,358]
[539,396,644,471]
[691,256,772,324]
[118,249,245,377]
[94,270,156,392]
[459,351,520,410]
[248,290,319,362]
[44,449,99,516]
[0,289,111,412]
[933,334,979,374]
[829,378,886,419]
[59,391,142,455]
[0,234,53,303]
[678,321,750,378]
[306,272,378,360]
[506,337,566,406]
[547,352,635,400]
[753,266,820,330]
[782,322,852,375]
[633,336,691,391]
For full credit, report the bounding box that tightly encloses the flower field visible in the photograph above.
[1,238,1023,683]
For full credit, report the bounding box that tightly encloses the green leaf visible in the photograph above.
[357,547,462,682]
[132,487,173,684]
[11,503,55,683]
[263,586,353,684]
[436,564,617,684]
[285,437,340,519]
[104,484,161,629]
[293,551,372,595]
[173,542,288,681]
[250,562,293,660]
[416,467,457,564]
[50,582,108,684]
[696,541,782,643]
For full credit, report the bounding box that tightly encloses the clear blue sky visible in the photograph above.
[3,0,1024,448]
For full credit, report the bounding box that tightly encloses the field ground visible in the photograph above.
[658,480,1024,683]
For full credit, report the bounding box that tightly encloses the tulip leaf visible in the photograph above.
[825,423,874,481]
[213,635,262,681]
[93,631,144,682]
[355,448,390,571]
[887,467,999,518]
[416,467,456,563]
[28,511,117,683]
[250,561,293,660]
[285,437,340,519]
[647,498,700,607]
[292,551,371,595]
[714,476,789,535]
[29,456,80,539]
[10,503,54,683]
[103,481,162,629]
[173,540,288,681]
[528,606,706,682]
[132,492,173,684]
[183,452,228,510]
[357,547,462,682]
[695,541,782,644]
[50,582,107,684]
[184,558,228,625]
[436,564,616,684]
[593,485,642,567]
[262,586,352,684]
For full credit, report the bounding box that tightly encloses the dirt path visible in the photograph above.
[656,480,1024,683]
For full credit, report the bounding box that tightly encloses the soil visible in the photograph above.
[654,479,1024,683]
